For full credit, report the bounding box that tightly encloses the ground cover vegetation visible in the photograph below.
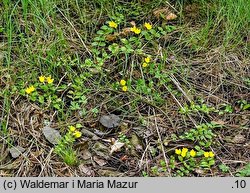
[0,0,249,176]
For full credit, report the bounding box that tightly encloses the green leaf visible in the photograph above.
[154,33,161,38]
[145,33,152,41]
[178,155,183,162]
[99,42,106,47]
[194,145,201,151]
[149,29,157,35]
[120,46,127,52]
[219,164,229,172]
[30,94,37,102]
[120,38,129,44]
[165,25,176,32]
[200,161,209,168]
[94,36,105,41]
[76,123,83,128]
[38,96,45,104]
[92,41,99,47]
[208,159,215,166]
[101,25,109,30]
[97,30,104,35]
[236,163,250,177]
[53,103,61,110]
[243,104,250,110]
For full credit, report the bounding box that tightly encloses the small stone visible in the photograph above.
[99,114,120,128]
[9,146,25,158]
[42,126,61,145]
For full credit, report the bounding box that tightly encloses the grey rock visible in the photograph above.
[99,114,120,128]
[9,146,25,158]
[42,126,61,145]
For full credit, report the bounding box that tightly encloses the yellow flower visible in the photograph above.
[181,148,188,157]
[144,56,151,63]
[130,26,137,32]
[134,28,141,34]
[142,63,148,68]
[120,79,126,86]
[108,21,118,29]
[204,152,209,158]
[130,26,141,34]
[144,22,152,30]
[46,76,54,84]
[175,149,181,155]
[190,149,196,157]
[69,126,76,132]
[122,86,128,92]
[181,151,187,157]
[73,131,82,138]
[39,76,46,83]
[25,86,35,94]
[209,151,215,158]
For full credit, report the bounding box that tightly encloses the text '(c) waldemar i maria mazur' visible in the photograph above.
[19,179,139,189]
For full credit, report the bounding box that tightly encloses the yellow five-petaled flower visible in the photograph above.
[134,28,141,34]
[25,86,35,94]
[73,131,82,138]
[122,86,128,92]
[190,149,196,157]
[204,152,209,158]
[39,76,46,83]
[204,151,215,158]
[142,63,148,68]
[46,76,54,84]
[120,79,126,86]
[209,151,215,158]
[144,56,151,63]
[69,126,76,132]
[108,21,118,29]
[175,149,181,155]
[144,22,152,30]
[181,147,188,157]
[130,26,141,34]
